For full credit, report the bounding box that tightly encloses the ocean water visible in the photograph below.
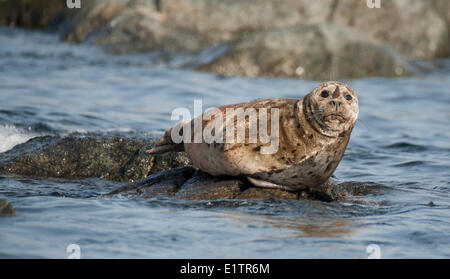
[0,27,449,258]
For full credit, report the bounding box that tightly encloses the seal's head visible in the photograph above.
[304,81,359,137]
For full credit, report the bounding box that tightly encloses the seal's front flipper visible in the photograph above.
[247,177,294,191]
[146,125,186,155]
[147,119,192,154]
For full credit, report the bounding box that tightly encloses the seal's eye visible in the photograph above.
[345,94,353,101]
[321,91,329,98]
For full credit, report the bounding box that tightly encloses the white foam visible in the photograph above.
[0,125,36,153]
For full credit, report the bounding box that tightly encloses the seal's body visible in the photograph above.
[148,81,359,191]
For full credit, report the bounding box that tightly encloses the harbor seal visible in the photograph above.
[148,81,358,191]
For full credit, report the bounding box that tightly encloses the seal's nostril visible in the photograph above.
[329,100,342,107]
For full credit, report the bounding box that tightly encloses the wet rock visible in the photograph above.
[149,151,192,175]
[108,166,196,196]
[141,182,179,198]
[303,180,390,202]
[107,167,247,200]
[333,181,391,196]
[199,24,412,79]
[175,171,244,200]
[301,180,342,202]
[0,199,15,215]
[0,136,191,182]
[109,165,386,202]
[237,187,297,200]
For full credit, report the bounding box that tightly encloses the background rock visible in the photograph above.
[331,0,450,60]
[0,0,65,28]
[198,24,412,79]
[1,0,448,79]
[430,0,450,54]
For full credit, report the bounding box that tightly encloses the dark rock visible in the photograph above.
[0,199,15,215]
[0,0,65,29]
[0,136,191,182]
[109,165,387,202]
[0,133,387,202]
[303,180,390,202]
[334,181,391,196]
[175,171,244,200]
[199,24,412,79]
[141,182,179,198]
[150,152,192,175]
[237,187,297,200]
[107,166,196,196]
[108,167,247,200]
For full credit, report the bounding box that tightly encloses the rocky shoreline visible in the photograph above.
[0,135,387,202]
[107,165,387,202]
[1,0,448,79]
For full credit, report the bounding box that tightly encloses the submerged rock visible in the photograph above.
[0,199,15,215]
[0,136,191,182]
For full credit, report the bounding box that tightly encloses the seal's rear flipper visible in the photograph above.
[247,177,295,191]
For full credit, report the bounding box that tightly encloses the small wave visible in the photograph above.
[383,142,427,152]
[0,125,36,153]
[392,161,426,167]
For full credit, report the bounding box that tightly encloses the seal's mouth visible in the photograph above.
[324,113,348,123]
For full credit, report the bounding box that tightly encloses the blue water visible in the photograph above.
[0,27,449,258]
